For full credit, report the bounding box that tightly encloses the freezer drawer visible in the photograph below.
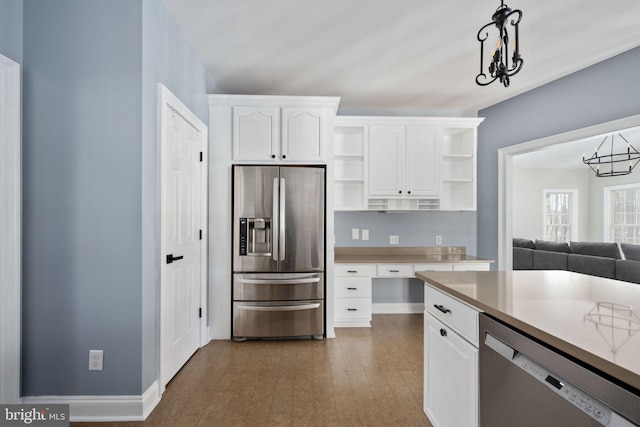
[233,273,324,301]
[233,300,324,339]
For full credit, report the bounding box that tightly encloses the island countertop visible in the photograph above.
[335,246,495,264]
[415,270,640,394]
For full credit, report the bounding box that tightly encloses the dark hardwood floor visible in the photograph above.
[73,314,431,426]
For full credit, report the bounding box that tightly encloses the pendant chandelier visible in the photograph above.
[583,133,640,177]
[476,0,523,87]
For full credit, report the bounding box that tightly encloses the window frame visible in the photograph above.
[542,189,578,243]
[604,183,640,244]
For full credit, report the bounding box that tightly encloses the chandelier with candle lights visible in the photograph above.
[476,0,523,87]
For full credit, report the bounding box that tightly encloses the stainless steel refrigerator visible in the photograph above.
[232,165,325,340]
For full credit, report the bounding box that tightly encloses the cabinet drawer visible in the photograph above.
[335,264,375,277]
[425,284,479,346]
[414,263,453,272]
[453,263,490,271]
[335,277,372,298]
[335,298,372,320]
[376,264,413,277]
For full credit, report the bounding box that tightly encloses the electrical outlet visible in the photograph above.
[436,235,442,245]
[390,235,399,245]
[362,229,369,241]
[352,228,360,240]
[89,350,103,371]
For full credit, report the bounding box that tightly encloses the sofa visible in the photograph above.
[513,238,640,284]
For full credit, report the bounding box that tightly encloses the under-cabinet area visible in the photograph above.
[333,116,483,211]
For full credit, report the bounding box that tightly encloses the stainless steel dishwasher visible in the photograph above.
[479,313,639,426]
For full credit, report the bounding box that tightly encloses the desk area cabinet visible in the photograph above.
[334,247,493,328]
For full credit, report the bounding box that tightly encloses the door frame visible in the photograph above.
[498,113,640,270]
[0,53,21,404]
[157,84,208,391]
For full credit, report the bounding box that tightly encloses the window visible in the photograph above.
[606,184,640,244]
[543,190,577,243]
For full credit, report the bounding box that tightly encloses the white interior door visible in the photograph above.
[160,87,204,389]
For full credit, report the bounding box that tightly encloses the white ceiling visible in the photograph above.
[163,0,640,115]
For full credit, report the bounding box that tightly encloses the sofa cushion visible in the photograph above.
[570,241,621,259]
[568,254,616,279]
[621,243,640,261]
[535,240,570,253]
[513,247,533,270]
[513,238,535,249]
[615,260,640,284]
[533,250,568,270]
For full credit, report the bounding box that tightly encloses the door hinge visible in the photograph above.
[199,152,203,162]
[199,229,202,240]
[199,307,202,318]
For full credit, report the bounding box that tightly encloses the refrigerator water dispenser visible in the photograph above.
[239,217,272,256]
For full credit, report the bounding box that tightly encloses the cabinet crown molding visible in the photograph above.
[208,94,341,114]
[335,115,484,128]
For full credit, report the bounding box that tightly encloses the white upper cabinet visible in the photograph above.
[281,107,325,162]
[216,95,339,163]
[333,116,483,212]
[406,126,441,197]
[369,125,441,198]
[369,125,406,196]
[233,106,279,161]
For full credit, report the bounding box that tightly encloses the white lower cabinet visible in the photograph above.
[424,285,479,427]
[334,264,374,327]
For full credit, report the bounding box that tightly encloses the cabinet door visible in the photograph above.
[281,107,325,162]
[406,126,441,197]
[424,314,478,427]
[369,125,405,196]
[233,106,279,161]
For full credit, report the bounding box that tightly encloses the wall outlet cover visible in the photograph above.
[436,235,442,245]
[362,229,369,240]
[390,235,399,245]
[89,349,103,371]
[352,228,360,240]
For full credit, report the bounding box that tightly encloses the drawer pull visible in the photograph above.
[434,304,451,314]
[389,270,400,273]
[347,308,358,311]
[347,287,357,290]
[440,328,447,337]
[347,270,358,273]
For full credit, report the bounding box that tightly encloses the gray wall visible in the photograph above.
[21,0,216,396]
[0,0,23,63]
[477,46,640,265]
[335,211,477,252]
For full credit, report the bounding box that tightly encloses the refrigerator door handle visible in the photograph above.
[272,177,279,262]
[279,177,286,261]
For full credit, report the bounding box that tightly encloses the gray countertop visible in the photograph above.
[335,246,495,264]
[416,270,640,393]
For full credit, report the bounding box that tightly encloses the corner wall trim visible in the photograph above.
[22,381,161,422]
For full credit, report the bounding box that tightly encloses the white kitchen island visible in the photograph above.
[417,270,640,427]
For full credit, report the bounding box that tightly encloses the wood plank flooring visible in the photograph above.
[73,314,431,427]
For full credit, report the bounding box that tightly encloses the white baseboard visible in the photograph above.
[372,303,424,314]
[22,381,161,422]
